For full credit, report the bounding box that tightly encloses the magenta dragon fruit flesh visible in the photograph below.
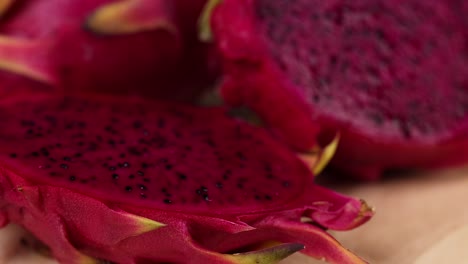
[0,0,218,101]
[0,93,372,263]
[209,0,468,180]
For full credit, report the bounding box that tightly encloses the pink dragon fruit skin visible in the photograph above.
[0,93,372,263]
[209,0,468,180]
[0,0,218,101]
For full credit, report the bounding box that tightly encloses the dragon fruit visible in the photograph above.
[0,0,218,101]
[0,93,372,263]
[209,0,468,179]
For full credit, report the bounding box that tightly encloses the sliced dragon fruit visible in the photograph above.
[0,93,372,263]
[209,0,468,179]
[0,0,218,101]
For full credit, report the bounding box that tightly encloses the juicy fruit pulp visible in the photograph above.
[0,94,372,263]
[210,0,468,179]
[0,94,309,213]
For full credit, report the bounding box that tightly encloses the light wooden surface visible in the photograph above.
[3,166,468,264]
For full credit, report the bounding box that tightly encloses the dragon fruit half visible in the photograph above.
[209,0,468,179]
[0,0,218,101]
[0,92,372,263]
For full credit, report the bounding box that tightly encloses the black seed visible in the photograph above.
[140,193,147,199]
[143,178,150,182]
[112,173,119,179]
[129,174,135,179]
[369,113,384,126]
[215,182,223,189]
[63,156,71,162]
[49,158,57,162]
[40,148,50,157]
[128,147,141,156]
[204,139,216,147]
[237,183,244,189]
[173,130,182,138]
[105,125,113,132]
[9,153,17,158]
[55,143,62,148]
[125,186,132,192]
[122,162,130,168]
[44,115,57,124]
[165,164,173,170]
[74,153,83,158]
[223,170,232,180]
[69,175,76,182]
[137,170,144,176]
[255,195,261,200]
[157,118,165,128]
[21,120,35,127]
[138,184,147,190]
[31,151,39,157]
[266,173,275,179]
[265,195,272,200]
[236,151,246,160]
[177,173,187,180]
[60,164,69,169]
[49,172,57,177]
[282,181,291,187]
[109,166,116,171]
[161,187,168,193]
[201,186,208,192]
[119,153,126,158]
[312,94,320,103]
[141,162,149,169]
[203,194,210,201]
[397,119,412,139]
[133,121,143,129]
[163,199,172,204]
[74,132,85,139]
[196,189,202,195]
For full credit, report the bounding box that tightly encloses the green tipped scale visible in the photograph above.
[86,0,178,35]
[226,243,304,264]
